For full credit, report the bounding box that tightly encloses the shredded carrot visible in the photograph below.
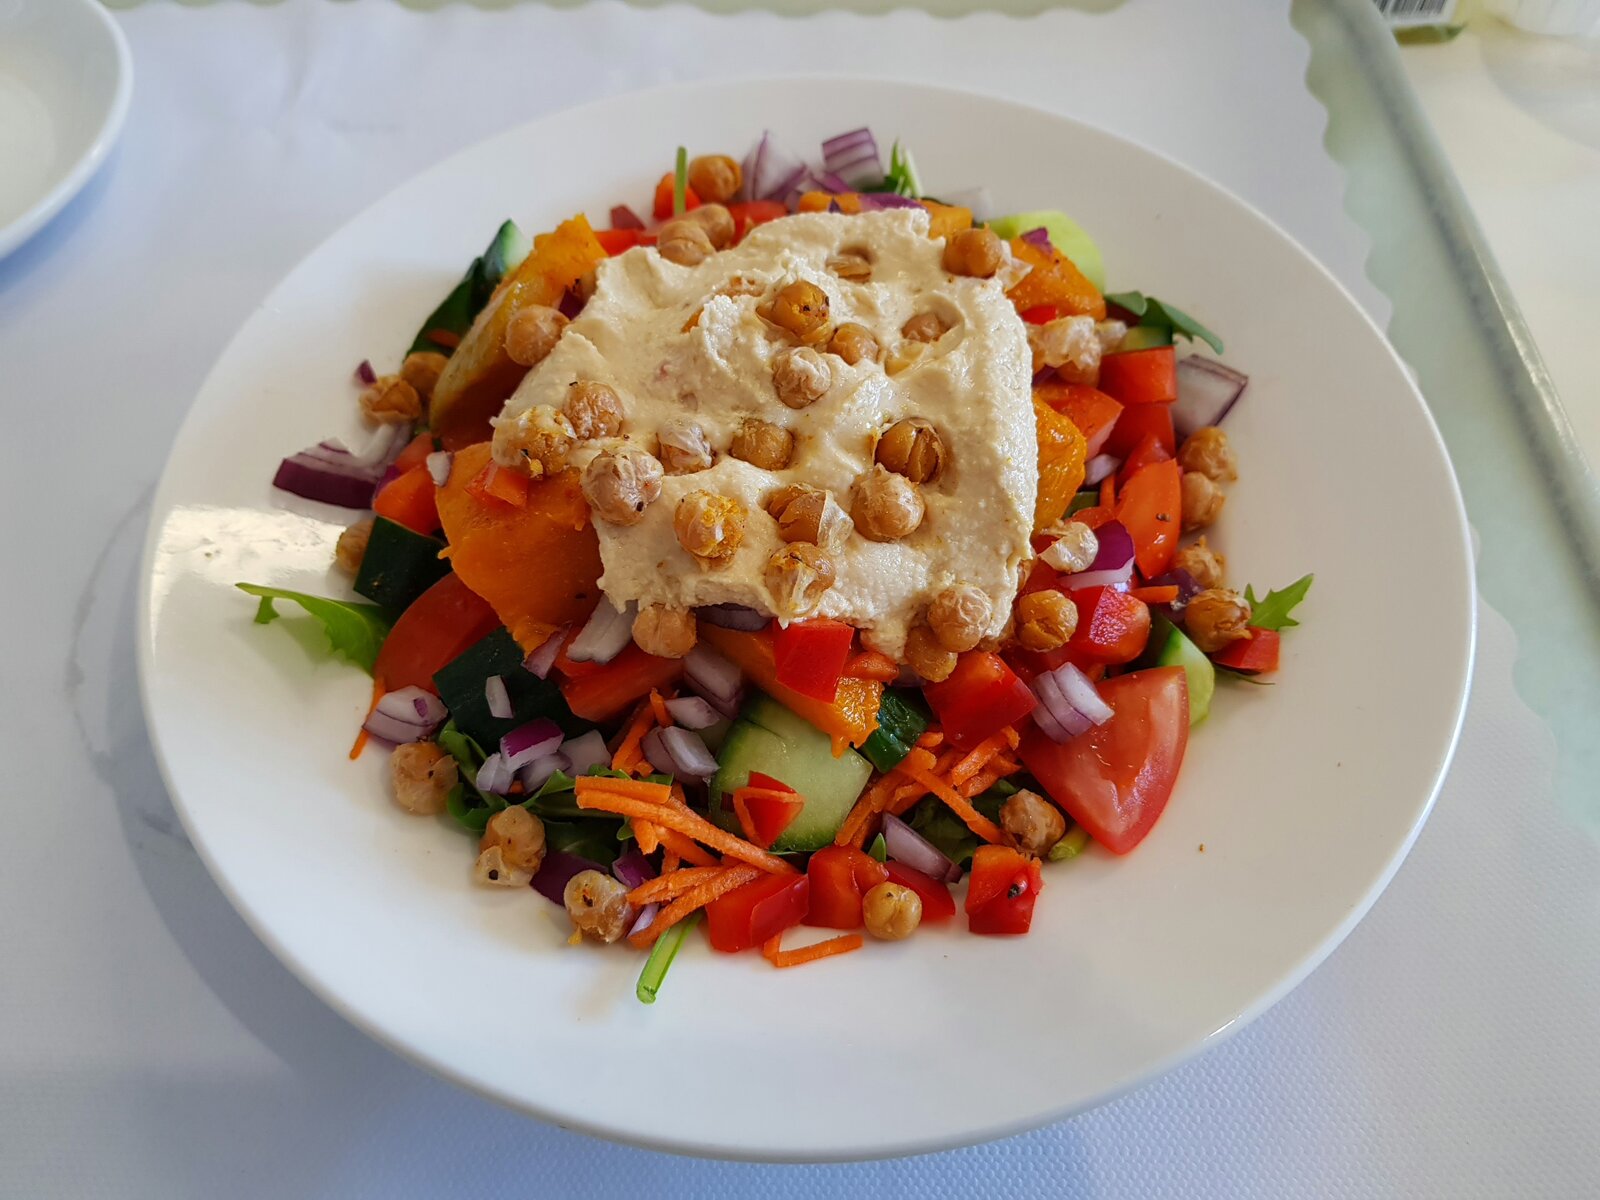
[425,328,461,349]
[654,827,718,868]
[349,678,385,760]
[647,689,673,727]
[633,818,660,856]
[609,704,657,774]
[661,849,680,874]
[761,934,783,964]
[627,866,725,906]
[948,731,1011,790]
[766,932,864,968]
[1099,471,1117,508]
[835,771,903,849]
[895,754,1007,845]
[629,866,759,948]
[1001,725,1020,751]
[1130,584,1180,605]
[578,775,673,806]
[915,728,945,749]
[574,787,795,875]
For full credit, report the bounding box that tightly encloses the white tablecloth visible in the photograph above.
[4,2,1595,1194]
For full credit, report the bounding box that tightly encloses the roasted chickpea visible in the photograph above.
[682,203,735,249]
[581,446,664,525]
[480,806,547,876]
[762,280,831,344]
[827,250,872,282]
[390,742,457,816]
[1174,535,1226,589]
[1185,588,1252,653]
[656,418,715,475]
[903,625,957,683]
[729,417,795,471]
[491,404,574,477]
[1181,470,1226,530]
[400,350,448,398]
[334,516,374,575]
[771,345,832,409]
[359,374,421,424]
[901,311,948,344]
[766,543,837,618]
[564,870,632,943]
[884,343,928,377]
[1000,789,1067,857]
[632,604,697,658]
[942,227,1004,278]
[473,846,529,888]
[1029,315,1101,382]
[927,584,992,653]
[1016,590,1079,652]
[1095,319,1129,354]
[561,380,625,440]
[674,491,747,564]
[874,417,945,484]
[828,322,882,366]
[657,218,715,267]
[687,154,742,204]
[852,464,926,542]
[1177,426,1238,483]
[1039,521,1099,574]
[862,882,922,941]
[504,305,568,367]
[766,484,852,551]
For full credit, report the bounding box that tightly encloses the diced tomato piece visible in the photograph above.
[1211,627,1282,674]
[731,787,805,849]
[373,465,441,534]
[1019,559,1062,598]
[965,845,1043,936]
[1018,667,1189,854]
[1036,382,1123,458]
[706,873,811,953]
[1114,458,1182,579]
[774,618,855,703]
[727,200,788,242]
[1098,346,1177,406]
[922,651,1037,750]
[805,846,889,929]
[596,228,644,255]
[1021,305,1062,325]
[374,573,499,693]
[1066,586,1152,664]
[842,648,899,682]
[558,644,683,721]
[1117,433,1173,488]
[1103,401,1175,459]
[882,861,956,922]
[653,174,701,221]
[392,432,436,474]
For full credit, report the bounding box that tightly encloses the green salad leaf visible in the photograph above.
[868,140,922,198]
[906,784,1011,867]
[1103,290,1225,355]
[1244,573,1315,632]
[236,584,390,675]
[544,819,624,865]
[867,832,887,863]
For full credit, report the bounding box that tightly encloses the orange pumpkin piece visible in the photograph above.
[1006,237,1107,320]
[919,201,972,240]
[1033,396,1088,531]
[435,443,604,653]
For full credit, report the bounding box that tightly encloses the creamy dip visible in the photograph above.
[499,208,1036,659]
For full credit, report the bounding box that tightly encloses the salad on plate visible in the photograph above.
[240,129,1312,1003]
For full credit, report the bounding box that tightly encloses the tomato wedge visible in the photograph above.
[374,573,499,693]
[804,846,889,929]
[1211,628,1281,674]
[922,651,1037,750]
[1098,346,1177,406]
[1117,433,1173,488]
[1103,401,1176,459]
[727,200,788,242]
[965,845,1043,936]
[1018,667,1189,855]
[373,465,441,535]
[706,873,811,953]
[882,861,956,922]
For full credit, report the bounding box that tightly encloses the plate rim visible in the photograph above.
[134,74,1477,1161]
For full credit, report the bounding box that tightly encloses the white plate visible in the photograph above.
[138,79,1474,1162]
[0,0,131,260]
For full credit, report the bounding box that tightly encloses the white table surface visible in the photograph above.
[3,1,1596,1195]
[1401,13,1600,472]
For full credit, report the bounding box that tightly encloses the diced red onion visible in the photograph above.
[745,131,806,204]
[475,753,515,796]
[767,163,810,206]
[531,850,606,906]
[609,204,645,231]
[1064,520,1135,590]
[883,813,962,884]
[517,752,568,793]
[611,847,656,890]
[484,675,513,721]
[642,726,718,781]
[694,603,769,632]
[1173,356,1248,440]
[1020,226,1055,254]
[814,170,852,195]
[567,600,636,665]
[664,695,720,730]
[1084,454,1121,487]
[361,686,447,744]
[425,450,452,487]
[273,455,379,509]
[1147,567,1204,614]
[683,644,743,717]
[561,730,610,777]
[628,902,659,937]
[855,193,924,212]
[521,626,566,680]
[1054,663,1113,725]
[821,128,882,185]
[500,717,563,770]
[1031,670,1094,742]
[558,287,585,320]
[355,359,377,385]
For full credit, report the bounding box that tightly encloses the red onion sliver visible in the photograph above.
[484,675,513,721]
[654,726,718,780]
[882,813,962,884]
[664,695,720,730]
[475,753,515,796]
[1173,355,1248,441]
[567,600,636,665]
[561,730,610,777]
[362,686,446,744]
[1084,520,1135,572]
[1063,564,1134,591]
[272,455,378,509]
[531,851,606,906]
[1084,454,1121,487]
[1020,226,1054,254]
[1052,663,1114,726]
[501,717,562,770]
[628,902,659,937]
[355,359,377,385]
[1032,670,1093,741]
[694,603,770,632]
[611,848,656,890]
[517,752,568,793]
[522,625,566,680]
[425,450,452,487]
[683,644,742,710]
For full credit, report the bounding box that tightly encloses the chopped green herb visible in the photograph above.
[870,140,922,198]
[1103,290,1224,355]
[867,832,887,863]
[637,911,700,1004]
[1048,826,1092,861]
[673,146,688,217]
[1067,490,1102,516]
[236,584,390,675]
[1243,573,1315,632]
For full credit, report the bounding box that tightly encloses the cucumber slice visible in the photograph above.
[1118,325,1174,351]
[1148,615,1215,725]
[710,694,872,852]
[433,628,583,748]
[408,219,530,357]
[986,210,1106,291]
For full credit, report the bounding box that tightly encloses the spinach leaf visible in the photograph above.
[544,819,624,865]
[1103,290,1225,355]
[905,788,1008,868]
[1244,573,1315,632]
[236,584,390,675]
[438,721,506,833]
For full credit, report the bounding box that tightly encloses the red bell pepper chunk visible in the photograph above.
[653,174,701,221]
[595,228,644,256]
[774,618,855,703]
[804,846,889,929]
[1211,627,1282,674]
[373,465,441,535]
[706,873,811,953]
[1103,401,1176,459]
[1038,382,1123,458]
[922,651,1037,750]
[748,771,793,792]
[1066,586,1152,665]
[965,845,1044,936]
[882,861,956,923]
[1021,304,1062,325]
[727,200,787,242]
[731,786,805,849]
[392,431,436,475]
[374,573,499,693]
[1114,458,1182,579]
[1116,432,1173,488]
[1098,346,1177,406]
[558,644,683,721]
